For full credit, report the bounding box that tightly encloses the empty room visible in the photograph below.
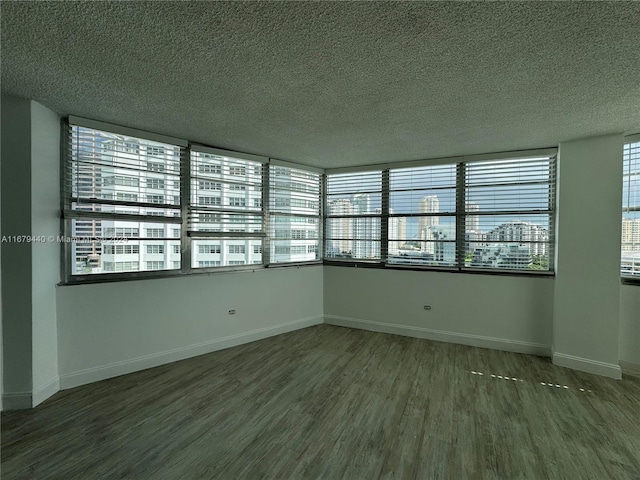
[1,2,639,479]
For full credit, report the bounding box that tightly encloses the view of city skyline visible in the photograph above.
[69,128,639,277]
[325,192,550,270]
[68,126,321,275]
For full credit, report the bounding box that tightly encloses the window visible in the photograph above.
[147,146,165,157]
[198,163,222,175]
[147,194,164,204]
[103,261,139,272]
[146,244,164,254]
[324,154,555,272]
[66,117,556,282]
[116,192,138,202]
[65,121,182,278]
[465,157,554,271]
[228,245,246,254]
[199,196,221,206]
[622,138,640,278]
[147,162,165,173]
[198,260,221,267]
[103,245,139,255]
[146,228,165,238]
[269,164,322,263]
[200,213,220,222]
[388,164,457,267]
[120,141,139,154]
[199,180,221,190]
[103,227,139,238]
[325,170,382,260]
[189,148,265,269]
[104,175,139,187]
[147,178,165,189]
[198,244,221,254]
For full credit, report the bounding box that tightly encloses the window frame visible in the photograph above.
[267,159,323,266]
[323,149,557,276]
[62,116,187,284]
[324,169,384,263]
[622,133,640,285]
[62,116,556,284]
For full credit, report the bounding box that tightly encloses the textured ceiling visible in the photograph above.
[2,1,639,169]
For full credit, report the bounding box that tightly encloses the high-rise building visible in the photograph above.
[471,244,532,269]
[269,166,321,263]
[326,198,353,256]
[485,220,549,256]
[418,196,439,253]
[431,224,456,264]
[353,207,381,259]
[621,218,640,251]
[418,196,439,231]
[388,209,405,255]
[466,202,480,232]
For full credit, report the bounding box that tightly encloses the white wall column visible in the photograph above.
[1,96,34,409]
[553,134,623,378]
[1,95,60,408]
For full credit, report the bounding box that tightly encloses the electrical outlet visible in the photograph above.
[423,305,432,310]
[228,309,236,315]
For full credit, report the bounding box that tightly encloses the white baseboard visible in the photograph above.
[2,392,32,410]
[32,377,60,407]
[324,315,551,357]
[60,315,323,390]
[552,353,622,379]
[619,361,640,378]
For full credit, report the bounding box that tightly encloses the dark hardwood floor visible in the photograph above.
[3,324,640,479]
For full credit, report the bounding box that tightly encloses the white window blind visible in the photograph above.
[189,150,264,268]
[269,165,322,263]
[388,164,458,267]
[325,171,382,260]
[622,139,640,277]
[464,157,555,271]
[65,124,182,275]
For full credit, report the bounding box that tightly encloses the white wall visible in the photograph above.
[1,95,33,407]
[57,266,323,388]
[620,285,640,374]
[553,135,623,378]
[324,267,554,354]
[3,99,638,412]
[0,96,3,413]
[30,101,61,403]
[1,97,61,408]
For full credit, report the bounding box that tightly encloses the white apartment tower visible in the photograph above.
[485,220,549,256]
[326,198,353,256]
[621,218,640,252]
[418,196,440,253]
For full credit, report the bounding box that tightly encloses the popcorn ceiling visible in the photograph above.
[2,1,639,168]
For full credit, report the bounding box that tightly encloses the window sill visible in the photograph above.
[323,260,555,278]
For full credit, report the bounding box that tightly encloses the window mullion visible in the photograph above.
[181,145,192,274]
[381,169,390,263]
[263,163,270,266]
[456,162,466,271]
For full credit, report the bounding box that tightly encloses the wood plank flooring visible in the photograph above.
[3,324,640,479]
